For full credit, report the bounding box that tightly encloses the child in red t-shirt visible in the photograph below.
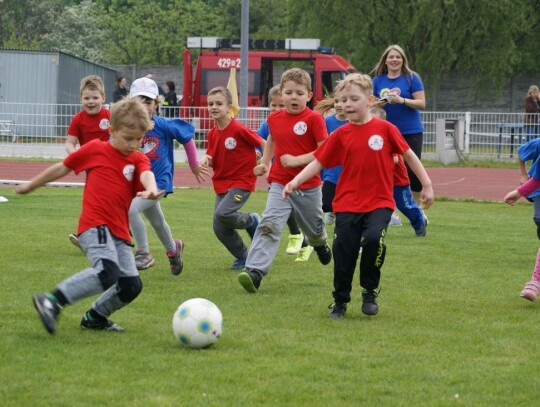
[65,75,111,250]
[199,86,265,271]
[238,68,332,294]
[17,98,163,335]
[283,73,434,318]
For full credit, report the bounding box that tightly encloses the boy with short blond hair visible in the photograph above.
[283,73,434,318]
[200,86,265,271]
[238,68,332,293]
[18,98,163,334]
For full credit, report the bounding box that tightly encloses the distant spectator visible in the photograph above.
[525,85,540,141]
[163,80,178,118]
[112,76,128,103]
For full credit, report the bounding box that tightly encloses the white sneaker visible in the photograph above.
[389,214,402,226]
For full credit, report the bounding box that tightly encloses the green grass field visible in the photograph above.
[1,186,538,406]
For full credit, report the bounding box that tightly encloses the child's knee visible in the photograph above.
[117,276,143,303]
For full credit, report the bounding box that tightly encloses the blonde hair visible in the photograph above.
[314,97,335,116]
[372,45,415,77]
[528,85,539,97]
[110,98,152,133]
[208,86,233,105]
[80,75,105,97]
[335,73,373,96]
[280,68,312,92]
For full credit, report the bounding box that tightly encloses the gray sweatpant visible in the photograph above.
[129,196,176,253]
[57,226,139,318]
[213,188,254,260]
[246,183,327,276]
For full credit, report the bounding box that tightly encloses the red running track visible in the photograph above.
[0,161,520,202]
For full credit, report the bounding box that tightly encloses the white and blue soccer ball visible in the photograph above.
[172,298,223,349]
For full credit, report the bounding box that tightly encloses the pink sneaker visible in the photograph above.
[520,280,540,302]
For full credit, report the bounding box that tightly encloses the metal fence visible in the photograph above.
[0,102,537,161]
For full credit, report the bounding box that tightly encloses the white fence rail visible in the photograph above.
[0,102,538,161]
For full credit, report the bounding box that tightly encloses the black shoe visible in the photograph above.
[361,289,379,316]
[33,294,62,335]
[314,242,332,265]
[238,269,262,293]
[415,218,427,237]
[80,312,124,332]
[328,302,347,319]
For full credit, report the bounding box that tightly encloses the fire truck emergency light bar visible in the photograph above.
[187,37,321,51]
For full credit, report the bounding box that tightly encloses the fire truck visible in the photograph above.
[181,37,357,109]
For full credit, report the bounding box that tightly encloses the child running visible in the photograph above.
[238,68,332,293]
[199,86,265,270]
[18,98,162,334]
[257,85,312,261]
[128,77,209,274]
[283,73,434,318]
[65,75,111,250]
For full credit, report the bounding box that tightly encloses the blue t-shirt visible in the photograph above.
[372,73,424,135]
[518,138,540,198]
[321,114,347,184]
[257,121,270,140]
[140,115,194,194]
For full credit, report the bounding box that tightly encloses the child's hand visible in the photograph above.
[504,190,521,205]
[200,155,212,168]
[280,154,298,168]
[520,175,530,185]
[254,163,268,176]
[191,165,210,183]
[419,185,434,210]
[138,189,165,200]
[282,180,299,200]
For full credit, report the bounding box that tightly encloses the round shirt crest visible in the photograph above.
[99,119,110,130]
[368,135,384,151]
[224,137,237,150]
[293,121,307,135]
[123,164,135,181]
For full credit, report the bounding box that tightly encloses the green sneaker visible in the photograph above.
[286,233,303,255]
[238,270,262,293]
[295,245,313,262]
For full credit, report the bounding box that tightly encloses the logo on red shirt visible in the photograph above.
[123,164,135,181]
[368,135,384,151]
[99,119,110,130]
[293,121,307,135]
[224,137,237,150]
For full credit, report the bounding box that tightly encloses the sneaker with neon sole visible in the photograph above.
[238,269,262,293]
[286,233,304,254]
[295,245,313,262]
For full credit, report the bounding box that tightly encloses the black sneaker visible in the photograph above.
[328,302,347,319]
[415,218,427,237]
[80,312,124,332]
[238,269,262,293]
[361,289,379,316]
[314,242,332,265]
[33,294,62,334]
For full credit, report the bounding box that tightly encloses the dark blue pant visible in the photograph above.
[332,209,391,303]
[394,185,424,231]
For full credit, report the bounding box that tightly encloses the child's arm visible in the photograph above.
[15,162,71,194]
[282,159,324,199]
[137,170,164,199]
[402,149,434,209]
[280,140,325,168]
[518,156,529,184]
[254,135,274,176]
[184,139,210,183]
[505,177,540,205]
[65,135,78,154]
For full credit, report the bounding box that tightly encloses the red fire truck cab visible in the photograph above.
[182,37,357,109]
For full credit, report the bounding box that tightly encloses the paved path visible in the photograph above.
[0,161,519,202]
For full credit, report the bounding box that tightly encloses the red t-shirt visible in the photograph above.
[314,117,409,213]
[67,109,111,145]
[393,155,410,187]
[206,118,263,194]
[64,139,151,241]
[267,108,328,189]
